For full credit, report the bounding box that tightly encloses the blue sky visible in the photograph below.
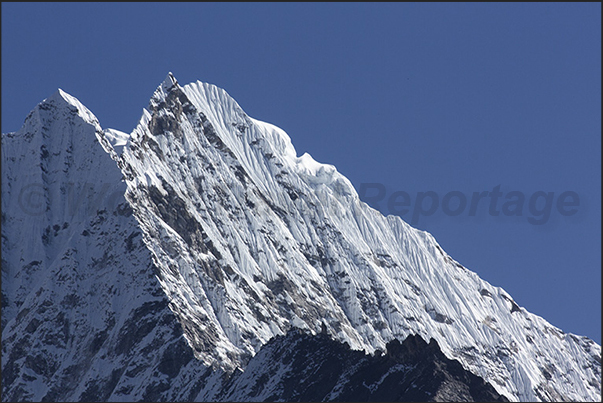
[2,3,600,343]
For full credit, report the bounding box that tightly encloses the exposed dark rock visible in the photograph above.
[216,330,509,402]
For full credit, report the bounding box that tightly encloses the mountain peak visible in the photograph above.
[161,72,178,92]
[42,88,100,127]
[148,72,182,110]
[2,76,601,402]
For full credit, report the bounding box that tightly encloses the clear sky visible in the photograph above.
[2,3,600,343]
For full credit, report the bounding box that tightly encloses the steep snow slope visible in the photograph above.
[1,90,215,401]
[116,74,599,402]
[2,74,600,402]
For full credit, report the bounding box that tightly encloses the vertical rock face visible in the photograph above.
[2,74,601,402]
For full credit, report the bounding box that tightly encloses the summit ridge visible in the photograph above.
[1,75,600,402]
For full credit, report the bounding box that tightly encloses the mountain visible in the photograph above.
[1,88,215,402]
[209,329,508,402]
[2,73,600,402]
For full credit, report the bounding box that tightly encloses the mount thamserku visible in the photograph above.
[2,73,600,402]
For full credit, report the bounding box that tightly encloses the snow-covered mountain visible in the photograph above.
[1,88,217,402]
[2,73,600,402]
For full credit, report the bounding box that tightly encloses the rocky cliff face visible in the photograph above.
[210,330,509,402]
[2,74,600,401]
